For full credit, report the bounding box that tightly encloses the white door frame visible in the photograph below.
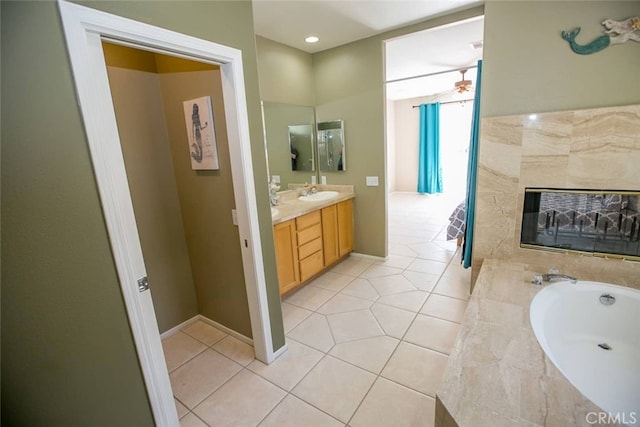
[58,1,278,425]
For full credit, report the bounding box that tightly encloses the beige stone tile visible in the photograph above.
[193,369,285,427]
[367,274,416,296]
[287,313,335,352]
[420,294,468,324]
[388,242,419,257]
[330,256,373,276]
[169,349,242,409]
[181,320,227,347]
[258,394,344,427]
[376,290,429,312]
[404,315,461,355]
[285,285,335,311]
[370,303,415,339]
[350,377,436,427]
[408,242,456,263]
[212,335,254,366]
[309,271,354,293]
[317,293,373,315]
[327,309,384,343]
[374,253,416,269]
[402,270,440,292]
[406,258,448,276]
[381,342,449,397]
[432,275,470,301]
[520,155,569,188]
[179,413,207,427]
[329,335,399,374]
[281,302,313,333]
[339,278,380,301]
[162,332,207,372]
[359,264,404,279]
[292,356,376,423]
[174,398,189,419]
[248,339,323,391]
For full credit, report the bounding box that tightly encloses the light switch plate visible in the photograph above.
[311,175,317,184]
[231,209,238,225]
[272,175,280,184]
[321,176,327,184]
[366,176,379,186]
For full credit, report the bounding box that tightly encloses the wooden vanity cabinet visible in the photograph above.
[296,211,324,282]
[274,198,354,295]
[337,199,354,256]
[273,219,299,295]
[321,204,339,266]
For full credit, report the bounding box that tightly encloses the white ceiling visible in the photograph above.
[252,0,484,100]
[385,16,484,100]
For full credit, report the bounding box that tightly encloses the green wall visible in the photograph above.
[256,36,315,105]
[1,1,283,424]
[482,1,640,117]
[1,2,154,424]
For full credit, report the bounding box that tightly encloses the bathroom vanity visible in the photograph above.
[271,185,354,295]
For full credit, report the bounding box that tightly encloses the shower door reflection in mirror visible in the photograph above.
[318,120,345,172]
[288,124,315,172]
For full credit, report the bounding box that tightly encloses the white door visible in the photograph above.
[58,2,278,425]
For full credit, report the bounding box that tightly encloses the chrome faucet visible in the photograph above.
[531,269,578,285]
[269,177,280,206]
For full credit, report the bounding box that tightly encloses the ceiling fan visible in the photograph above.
[454,69,472,93]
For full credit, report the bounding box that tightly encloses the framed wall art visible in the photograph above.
[183,96,219,170]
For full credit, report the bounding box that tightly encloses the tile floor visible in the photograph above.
[162,192,471,427]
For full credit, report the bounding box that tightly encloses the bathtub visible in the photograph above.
[530,280,640,423]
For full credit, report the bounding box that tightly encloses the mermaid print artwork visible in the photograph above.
[190,103,207,163]
[183,96,219,170]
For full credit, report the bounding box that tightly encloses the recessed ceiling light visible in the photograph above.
[305,36,319,44]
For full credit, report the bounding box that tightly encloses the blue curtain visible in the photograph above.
[462,60,482,268]
[417,103,443,194]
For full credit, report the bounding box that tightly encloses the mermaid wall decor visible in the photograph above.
[183,96,219,170]
[561,16,640,55]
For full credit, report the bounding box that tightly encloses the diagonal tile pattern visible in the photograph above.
[162,193,470,426]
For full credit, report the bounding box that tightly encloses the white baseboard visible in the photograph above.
[197,315,254,346]
[159,314,253,346]
[350,252,388,262]
[159,316,200,340]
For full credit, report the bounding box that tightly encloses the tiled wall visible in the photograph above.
[472,104,640,289]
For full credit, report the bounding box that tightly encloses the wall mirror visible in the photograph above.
[288,124,314,172]
[521,188,640,260]
[262,101,315,189]
[317,120,346,172]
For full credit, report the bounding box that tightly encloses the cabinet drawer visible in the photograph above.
[299,250,324,282]
[296,210,321,230]
[297,223,322,246]
[298,237,322,260]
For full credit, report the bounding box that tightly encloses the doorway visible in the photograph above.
[384,15,484,245]
[58,2,279,425]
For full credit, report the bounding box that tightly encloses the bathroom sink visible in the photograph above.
[298,190,339,202]
[270,207,279,217]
